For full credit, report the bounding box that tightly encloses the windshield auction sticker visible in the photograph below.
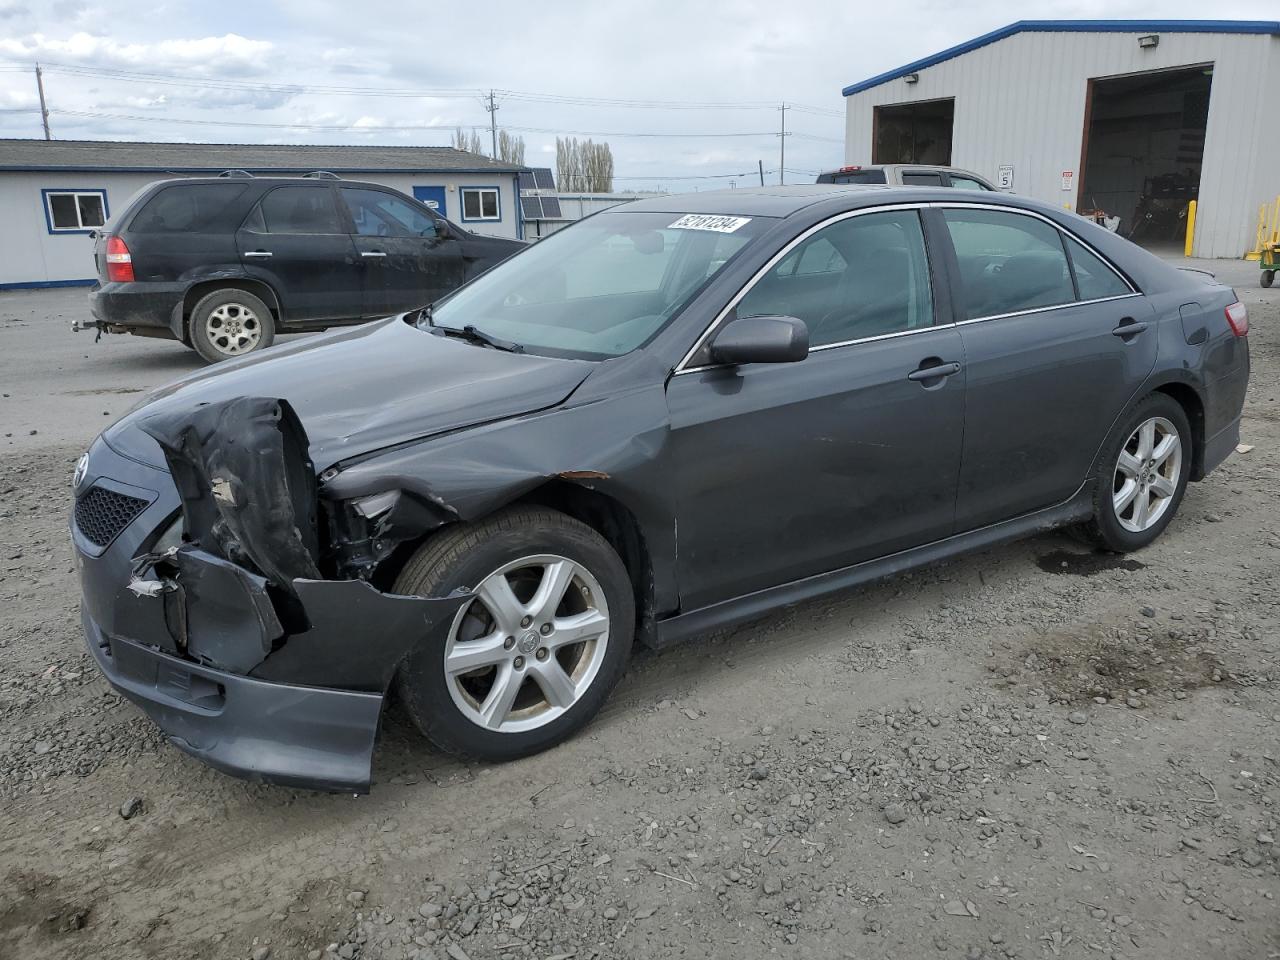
[668,214,752,233]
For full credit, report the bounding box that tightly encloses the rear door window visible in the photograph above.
[130,183,249,233]
[253,186,344,234]
[942,208,1075,319]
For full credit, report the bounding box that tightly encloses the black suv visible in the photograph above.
[87,173,525,362]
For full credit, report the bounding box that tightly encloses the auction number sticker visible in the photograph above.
[668,214,752,233]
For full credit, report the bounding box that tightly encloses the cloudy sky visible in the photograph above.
[0,0,1268,191]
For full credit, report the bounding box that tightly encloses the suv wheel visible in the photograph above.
[394,507,634,761]
[188,288,275,363]
[1079,393,1191,552]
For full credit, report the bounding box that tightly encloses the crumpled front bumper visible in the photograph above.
[82,606,387,792]
[74,433,468,793]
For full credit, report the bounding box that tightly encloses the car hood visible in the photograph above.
[104,316,593,471]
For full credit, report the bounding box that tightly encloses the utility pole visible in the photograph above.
[35,63,51,141]
[778,103,789,185]
[484,89,499,158]
[758,160,764,186]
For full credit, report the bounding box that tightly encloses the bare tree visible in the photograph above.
[496,129,526,166]
[453,126,487,156]
[556,137,613,192]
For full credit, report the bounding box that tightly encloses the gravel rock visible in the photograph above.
[118,796,143,820]
[883,803,908,825]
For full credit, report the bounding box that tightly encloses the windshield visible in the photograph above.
[428,210,769,358]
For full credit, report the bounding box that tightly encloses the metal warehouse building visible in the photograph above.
[842,20,1280,258]
[0,140,525,289]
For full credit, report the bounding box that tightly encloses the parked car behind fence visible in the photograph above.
[817,164,996,190]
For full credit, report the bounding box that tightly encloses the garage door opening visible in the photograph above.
[873,98,954,165]
[1079,65,1212,252]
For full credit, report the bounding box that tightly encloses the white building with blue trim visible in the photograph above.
[0,139,525,289]
[841,20,1280,258]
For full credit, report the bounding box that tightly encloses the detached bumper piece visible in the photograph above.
[84,607,386,793]
[97,545,467,793]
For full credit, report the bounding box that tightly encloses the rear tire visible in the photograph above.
[394,506,634,762]
[1077,393,1191,552]
[188,288,275,363]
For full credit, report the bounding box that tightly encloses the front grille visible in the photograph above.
[74,486,148,548]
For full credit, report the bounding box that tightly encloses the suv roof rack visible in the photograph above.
[217,169,254,178]
[302,170,340,180]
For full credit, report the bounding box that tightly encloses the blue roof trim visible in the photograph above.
[842,19,1280,96]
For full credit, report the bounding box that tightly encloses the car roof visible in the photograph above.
[616,185,894,218]
[613,184,1028,218]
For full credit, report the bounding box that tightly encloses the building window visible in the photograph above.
[460,187,501,222]
[43,189,108,233]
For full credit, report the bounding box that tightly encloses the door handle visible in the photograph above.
[361,251,387,258]
[1111,318,1149,338]
[244,250,272,258]
[907,360,962,382]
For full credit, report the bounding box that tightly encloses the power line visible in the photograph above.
[10,60,845,117]
[48,108,787,139]
[611,170,773,181]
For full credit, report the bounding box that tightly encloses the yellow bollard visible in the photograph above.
[1247,201,1269,261]
[1184,200,1197,258]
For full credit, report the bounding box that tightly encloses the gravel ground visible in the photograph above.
[1,263,1277,960]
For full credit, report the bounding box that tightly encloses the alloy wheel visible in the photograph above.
[1112,416,1182,533]
[443,554,611,734]
[204,302,263,356]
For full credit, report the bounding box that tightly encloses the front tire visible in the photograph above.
[1078,393,1191,552]
[188,288,275,363]
[394,506,634,761]
[1262,270,1275,289]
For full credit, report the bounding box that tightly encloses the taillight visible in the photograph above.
[105,235,134,283]
[1225,301,1248,337]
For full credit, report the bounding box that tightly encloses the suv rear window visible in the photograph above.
[130,183,249,233]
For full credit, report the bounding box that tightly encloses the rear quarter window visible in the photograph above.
[128,183,250,234]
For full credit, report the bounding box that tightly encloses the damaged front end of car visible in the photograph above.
[77,396,471,793]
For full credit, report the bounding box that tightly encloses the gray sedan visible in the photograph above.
[72,185,1250,792]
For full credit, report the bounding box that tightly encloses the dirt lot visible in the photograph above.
[1,265,1277,960]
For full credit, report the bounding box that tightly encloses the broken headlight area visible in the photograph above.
[129,396,469,692]
[325,487,457,583]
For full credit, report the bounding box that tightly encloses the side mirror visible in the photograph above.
[434,219,451,240]
[709,315,809,366]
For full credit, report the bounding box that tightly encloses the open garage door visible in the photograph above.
[1079,65,1212,252]
[873,98,954,165]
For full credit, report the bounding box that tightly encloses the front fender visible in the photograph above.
[322,382,680,616]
